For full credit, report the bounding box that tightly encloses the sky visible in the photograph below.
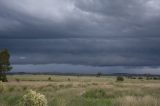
[0,0,160,74]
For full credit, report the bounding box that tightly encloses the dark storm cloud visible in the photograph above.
[1,38,160,66]
[0,0,160,68]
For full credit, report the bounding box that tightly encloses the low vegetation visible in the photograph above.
[83,89,106,98]
[19,89,48,106]
[0,81,6,93]
[116,76,124,81]
[48,77,52,81]
[114,96,160,106]
[1,75,160,106]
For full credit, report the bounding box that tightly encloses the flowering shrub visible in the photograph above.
[22,89,48,106]
[0,81,6,93]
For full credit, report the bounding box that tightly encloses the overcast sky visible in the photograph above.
[0,0,160,74]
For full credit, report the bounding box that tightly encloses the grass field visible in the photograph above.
[1,75,160,106]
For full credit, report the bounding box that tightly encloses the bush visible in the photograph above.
[48,77,51,81]
[0,81,6,93]
[116,76,124,82]
[138,77,143,80]
[22,86,28,91]
[67,78,71,81]
[21,89,48,106]
[131,77,136,79]
[153,77,158,80]
[146,77,152,80]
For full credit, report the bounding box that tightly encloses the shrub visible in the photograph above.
[22,86,28,91]
[21,89,48,106]
[92,82,98,85]
[138,77,143,80]
[146,77,152,80]
[131,77,136,79]
[0,81,6,93]
[116,76,124,82]
[48,77,51,81]
[67,78,71,81]
[59,84,65,88]
[153,77,158,80]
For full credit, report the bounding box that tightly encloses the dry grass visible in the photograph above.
[1,75,160,106]
[114,96,160,106]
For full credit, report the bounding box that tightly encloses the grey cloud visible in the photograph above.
[0,0,160,72]
[0,38,160,66]
[0,0,160,39]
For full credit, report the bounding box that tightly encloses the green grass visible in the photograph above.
[67,98,112,106]
[0,75,160,106]
[83,89,107,98]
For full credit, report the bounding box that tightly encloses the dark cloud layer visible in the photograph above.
[12,64,160,74]
[0,0,160,73]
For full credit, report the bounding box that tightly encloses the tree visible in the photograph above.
[96,72,102,77]
[0,49,12,82]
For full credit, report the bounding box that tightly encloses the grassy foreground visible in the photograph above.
[1,75,160,106]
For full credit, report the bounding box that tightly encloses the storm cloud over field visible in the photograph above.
[0,0,160,73]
